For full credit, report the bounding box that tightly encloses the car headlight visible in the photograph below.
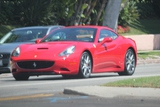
[12,47,20,57]
[59,46,75,56]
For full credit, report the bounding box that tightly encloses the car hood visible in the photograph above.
[18,41,92,59]
[21,42,78,54]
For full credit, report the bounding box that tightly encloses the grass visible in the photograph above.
[103,76,160,88]
[122,19,160,35]
[138,51,160,59]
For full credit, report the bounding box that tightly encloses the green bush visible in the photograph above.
[152,0,160,18]
[0,25,16,39]
[0,0,55,26]
[0,1,16,25]
[118,1,140,27]
[136,2,157,19]
[135,0,160,19]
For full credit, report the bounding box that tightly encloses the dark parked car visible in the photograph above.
[0,25,64,74]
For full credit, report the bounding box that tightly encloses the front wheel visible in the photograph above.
[78,52,92,78]
[118,49,136,76]
[13,74,29,81]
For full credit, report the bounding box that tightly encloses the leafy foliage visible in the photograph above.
[137,2,157,19]
[135,0,157,19]
[0,0,55,26]
[134,0,160,19]
[0,1,17,25]
[0,0,104,26]
[152,0,160,18]
[0,25,16,39]
[118,0,139,27]
[17,0,54,26]
[0,0,159,28]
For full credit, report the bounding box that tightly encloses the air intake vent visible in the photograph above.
[37,48,48,50]
[17,61,54,69]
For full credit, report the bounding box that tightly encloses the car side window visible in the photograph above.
[110,31,118,39]
[99,29,118,42]
[99,30,112,42]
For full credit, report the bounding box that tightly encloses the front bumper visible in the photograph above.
[11,55,80,76]
[0,67,10,73]
[0,53,11,74]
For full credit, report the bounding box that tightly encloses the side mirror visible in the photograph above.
[100,37,113,45]
[35,39,42,44]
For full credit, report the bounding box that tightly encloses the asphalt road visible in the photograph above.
[0,64,160,107]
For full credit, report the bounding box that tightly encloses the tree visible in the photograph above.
[18,0,54,26]
[152,0,160,18]
[66,0,98,25]
[95,0,108,25]
[102,0,122,31]
[0,0,17,25]
[118,1,139,27]
[0,0,55,26]
[81,0,98,24]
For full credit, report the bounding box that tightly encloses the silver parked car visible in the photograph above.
[0,25,64,74]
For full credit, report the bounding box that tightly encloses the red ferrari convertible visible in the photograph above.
[10,26,137,80]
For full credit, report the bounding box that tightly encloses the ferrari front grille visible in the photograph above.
[0,53,10,67]
[17,61,54,69]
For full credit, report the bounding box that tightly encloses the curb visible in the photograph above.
[138,59,160,65]
[63,86,160,99]
[63,88,89,96]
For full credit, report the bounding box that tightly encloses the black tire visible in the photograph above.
[118,49,136,76]
[78,52,92,78]
[13,74,29,80]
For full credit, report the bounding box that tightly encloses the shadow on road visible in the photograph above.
[1,73,120,81]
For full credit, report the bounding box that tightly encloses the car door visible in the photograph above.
[93,29,122,72]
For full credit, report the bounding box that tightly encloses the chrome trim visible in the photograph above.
[0,54,3,58]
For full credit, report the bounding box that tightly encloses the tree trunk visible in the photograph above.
[95,0,108,25]
[77,0,87,25]
[102,0,121,31]
[82,0,98,24]
[73,0,82,25]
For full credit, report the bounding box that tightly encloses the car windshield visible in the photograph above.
[0,28,48,43]
[41,28,97,43]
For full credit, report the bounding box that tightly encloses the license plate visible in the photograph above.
[0,60,2,66]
